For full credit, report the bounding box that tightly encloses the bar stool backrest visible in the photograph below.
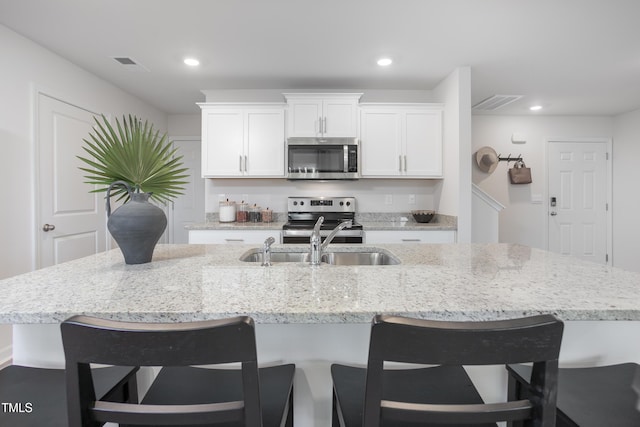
[363,314,564,426]
[61,315,262,426]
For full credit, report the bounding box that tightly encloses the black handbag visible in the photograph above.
[509,160,532,184]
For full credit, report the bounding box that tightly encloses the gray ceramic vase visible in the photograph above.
[106,181,167,264]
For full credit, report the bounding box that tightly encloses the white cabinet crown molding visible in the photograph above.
[358,102,444,108]
[198,102,286,108]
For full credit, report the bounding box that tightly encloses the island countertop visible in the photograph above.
[1,243,639,324]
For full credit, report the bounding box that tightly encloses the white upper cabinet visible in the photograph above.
[200,104,285,177]
[360,104,443,178]
[284,93,362,138]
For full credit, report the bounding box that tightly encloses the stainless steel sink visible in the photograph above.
[239,250,310,263]
[239,248,400,265]
[320,251,400,265]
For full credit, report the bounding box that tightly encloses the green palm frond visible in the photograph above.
[77,114,189,203]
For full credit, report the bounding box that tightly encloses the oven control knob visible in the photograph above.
[293,201,298,206]
[346,201,351,207]
[300,201,304,206]
[340,201,344,206]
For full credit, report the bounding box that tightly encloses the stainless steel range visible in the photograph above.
[282,197,364,244]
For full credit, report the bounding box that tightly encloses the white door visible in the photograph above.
[168,139,205,244]
[547,140,610,264]
[37,94,106,268]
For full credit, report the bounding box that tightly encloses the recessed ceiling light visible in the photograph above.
[530,105,543,111]
[377,58,393,66]
[184,58,200,67]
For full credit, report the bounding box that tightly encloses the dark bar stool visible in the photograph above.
[0,364,138,426]
[331,314,564,427]
[61,315,295,427]
[507,362,640,427]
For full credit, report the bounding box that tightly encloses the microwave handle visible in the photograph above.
[343,145,349,173]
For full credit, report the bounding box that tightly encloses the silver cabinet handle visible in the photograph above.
[323,117,327,134]
[399,155,402,172]
[550,212,557,216]
[318,117,323,135]
[401,239,421,242]
[404,155,407,172]
[42,224,55,232]
[244,155,248,172]
[239,155,243,172]
[225,238,245,243]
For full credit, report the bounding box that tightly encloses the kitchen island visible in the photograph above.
[1,243,640,425]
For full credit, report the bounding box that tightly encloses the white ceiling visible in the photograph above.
[1,0,639,116]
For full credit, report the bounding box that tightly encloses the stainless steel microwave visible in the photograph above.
[286,137,359,180]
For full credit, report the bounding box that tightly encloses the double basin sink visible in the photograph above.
[239,247,401,266]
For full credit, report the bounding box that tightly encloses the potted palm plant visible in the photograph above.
[78,114,188,264]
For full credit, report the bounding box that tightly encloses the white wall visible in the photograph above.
[0,24,167,358]
[472,115,613,250]
[202,179,442,214]
[433,67,472,242]
[612,108,640,272]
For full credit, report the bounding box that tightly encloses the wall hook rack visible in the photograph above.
[497,154,523,163]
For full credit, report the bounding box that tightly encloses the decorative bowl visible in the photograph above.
[411,210,435,223]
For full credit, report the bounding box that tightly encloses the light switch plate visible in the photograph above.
[531,194,543,204]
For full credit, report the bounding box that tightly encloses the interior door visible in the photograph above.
[547,140,609,264]
[168,139,205,243]
[37,94,106,268]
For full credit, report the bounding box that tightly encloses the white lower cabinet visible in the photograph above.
[365,230,456,244]
[188,230,281,244]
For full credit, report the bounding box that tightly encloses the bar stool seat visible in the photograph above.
[507,363,640,427]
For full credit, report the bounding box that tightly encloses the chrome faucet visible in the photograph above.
[310,216,324,265]
[261,236,276,267]
[310,217,353,266]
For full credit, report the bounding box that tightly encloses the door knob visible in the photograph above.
[42,224,56,232]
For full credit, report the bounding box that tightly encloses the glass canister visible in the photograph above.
[249,204,262,223]
[236,201,248,223]
[261,207,273,223]
[219,199,236,223]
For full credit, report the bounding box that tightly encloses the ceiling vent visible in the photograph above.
[112,57,149,72]
[473,95,522,111]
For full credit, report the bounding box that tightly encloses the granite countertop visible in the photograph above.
[1,243,638,324]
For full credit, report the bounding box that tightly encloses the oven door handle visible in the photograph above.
[282,229,364,238]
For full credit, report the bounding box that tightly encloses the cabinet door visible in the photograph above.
[404,109,443,177]
[360,109,402,176]
[246,108,285,176]
[288,98,323,137]
[202,108,244,177]
[323,99,358,137]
